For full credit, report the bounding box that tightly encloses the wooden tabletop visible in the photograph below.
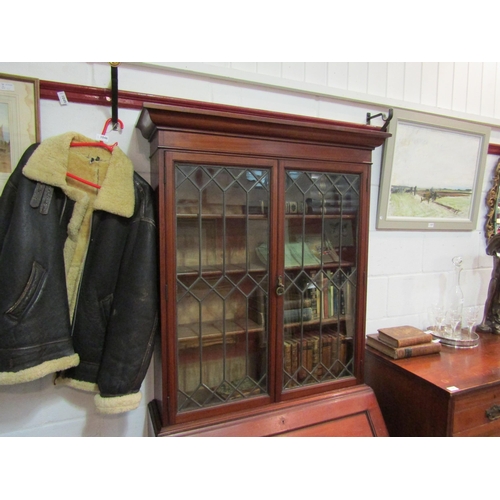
[366,332,500,394]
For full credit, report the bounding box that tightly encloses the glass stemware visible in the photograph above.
[464,306,479,339]
[447,309,462,340]
[432,304,446,334]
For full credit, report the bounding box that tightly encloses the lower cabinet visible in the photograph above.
[365,332,500,437]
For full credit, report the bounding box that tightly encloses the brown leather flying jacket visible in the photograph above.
[0,133,159,414]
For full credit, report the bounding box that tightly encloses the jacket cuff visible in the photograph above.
[54,375,99,393]
[94,392,142,414]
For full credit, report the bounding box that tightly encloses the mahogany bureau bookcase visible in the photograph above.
[364,332,500,437]
[137,99,390,436]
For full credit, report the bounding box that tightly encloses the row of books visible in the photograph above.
[309,270,347,320]
[366,325,441,359]
[284,333,347,382]
[248,276,349,327]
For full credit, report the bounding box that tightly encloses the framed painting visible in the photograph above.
[376,108,490,231]
[0,73,40,195]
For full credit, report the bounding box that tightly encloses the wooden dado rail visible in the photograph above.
[39,80,500,155]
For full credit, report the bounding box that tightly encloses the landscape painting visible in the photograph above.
[0,102,11,174]
[0,73,40,195]
[377,109,490,231]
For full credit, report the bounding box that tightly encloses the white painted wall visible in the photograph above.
[0,61,499,437]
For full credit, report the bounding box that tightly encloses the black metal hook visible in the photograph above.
[366,108,393,132]
[110,63,120,129]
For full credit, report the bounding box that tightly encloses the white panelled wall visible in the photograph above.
[0,62,499,437]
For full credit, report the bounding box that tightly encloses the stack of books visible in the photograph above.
[366,325,441,359]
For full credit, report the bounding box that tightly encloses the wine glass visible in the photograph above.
[432,304,446,334]
[447,309,462,340]
[464,306,479,339]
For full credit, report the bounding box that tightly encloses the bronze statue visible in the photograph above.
[477,233,500,334]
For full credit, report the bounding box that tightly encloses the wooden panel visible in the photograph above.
[466,62,483,116]
[156,130,375,165]
[280,413,378,437]
[282,63,305,82]
[153,385,388,437]
[327,63,348,89]
[452,62,468,113]
[481,62,498,117]
[403,63,422,103]
[256,63,281,78]
[305,63,328,86]
[364,347,450,437]
[138,102,389,151]
[387,63,405,101]
[421,62,439,107]
[437,62,455,110]
[367,63,388,98]
[347,63,368,94]
[453,385,500,435]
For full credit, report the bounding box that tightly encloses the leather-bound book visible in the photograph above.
[377,325,433,347]
[366,334,441,359]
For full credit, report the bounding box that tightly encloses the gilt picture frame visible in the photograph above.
[0,73,40,195]
[376,108,490,231]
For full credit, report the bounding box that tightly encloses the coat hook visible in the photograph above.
[110,63,120,129]
[366,108,393,132]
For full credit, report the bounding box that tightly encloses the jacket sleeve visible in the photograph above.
[94,180,160,414]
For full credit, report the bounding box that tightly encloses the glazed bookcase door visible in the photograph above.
[280,165,361,394]
[173,160,273,414]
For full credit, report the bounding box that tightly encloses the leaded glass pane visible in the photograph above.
[283,170,359,390]
[175,163,270,412]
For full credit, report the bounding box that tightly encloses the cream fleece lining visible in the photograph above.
[18,133,140,410]
[54,376,99,393]
[22,133,135,320]
[0,354,79,385]
[95,392,142,414]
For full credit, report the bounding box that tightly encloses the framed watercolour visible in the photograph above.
[0,73,40,195]
[377,108,490,231]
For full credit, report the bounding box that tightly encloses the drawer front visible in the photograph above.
[453,386,500,436]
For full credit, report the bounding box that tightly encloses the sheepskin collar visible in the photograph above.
[22,132,135,218]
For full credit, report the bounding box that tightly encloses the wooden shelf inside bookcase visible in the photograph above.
[177,213,356,220]
[177,213,268,220]
[177,262,354,277]
[177,265,268,276]
[178,318,264,349]
[284,315,353,329]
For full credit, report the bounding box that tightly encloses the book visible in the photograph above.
[298,338,313,381]
[366,333,441,359]
[284,340,292,375]
[377,325,433,347]
[284,298,312,310]
[304,234,339,264]
[284,307,313,324]
[288,241,321,266]
[309,334,321,377]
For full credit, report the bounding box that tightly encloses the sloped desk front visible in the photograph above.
[149,384,388,437]
[364,332,500,436]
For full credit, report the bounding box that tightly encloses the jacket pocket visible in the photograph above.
[6,261,47,320]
